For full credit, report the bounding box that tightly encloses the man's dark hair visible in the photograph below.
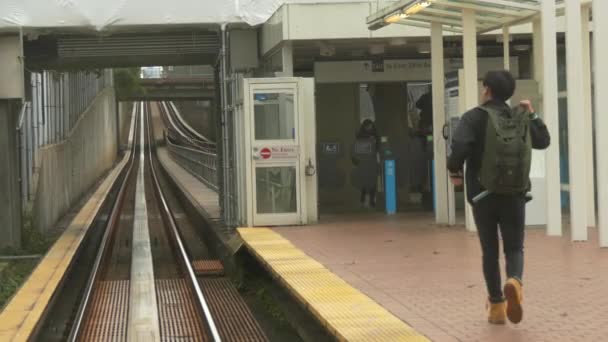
[483,70,516,102]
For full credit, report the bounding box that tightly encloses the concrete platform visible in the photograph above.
[274,213,608,342]
[156,147,220,221]
[238,227,430,342]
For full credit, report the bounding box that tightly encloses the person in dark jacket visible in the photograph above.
[447,71,550,325]
[416,86,433,135]
[351,119,380,208]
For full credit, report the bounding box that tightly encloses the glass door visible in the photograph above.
[248,83,303,226]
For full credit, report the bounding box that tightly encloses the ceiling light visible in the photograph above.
[404,0,433,16]
[384,12,407,24]
[513,45,530,51]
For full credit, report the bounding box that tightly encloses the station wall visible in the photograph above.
[32,88,118,233]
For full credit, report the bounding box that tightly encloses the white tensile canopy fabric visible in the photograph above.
[0,0,366,32]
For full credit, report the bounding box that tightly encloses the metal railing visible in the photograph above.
[166,137,219,191]
[17,69,112,207]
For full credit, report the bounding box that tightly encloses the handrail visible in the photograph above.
[160,101,216,151]
[166,135,217,158]
[167,101,214,144]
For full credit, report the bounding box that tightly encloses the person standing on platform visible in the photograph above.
[416,85,433,139]
[447,71,550,325]
[415,86,435,210]
[351,119,380,208]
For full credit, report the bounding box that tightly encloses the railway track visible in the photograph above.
[51,102,267,342]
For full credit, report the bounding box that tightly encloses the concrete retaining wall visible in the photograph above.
[32,88,118,233]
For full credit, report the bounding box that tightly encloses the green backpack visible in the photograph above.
[479,105,532,194]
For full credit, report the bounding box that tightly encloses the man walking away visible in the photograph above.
[447,70,550,325]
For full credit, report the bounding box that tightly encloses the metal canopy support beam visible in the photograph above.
[581,5,596,228]
[406,14,470,27]
[422,7,503,23]
[462,8,477,232]
[541,0,562,237]
[431,22,449,225]
[473,0,539,12]
[395,20,462,33]
[593,0,608,247]
[565,0,588,241]
[434,0,525,18]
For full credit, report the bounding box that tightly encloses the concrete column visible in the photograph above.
[541,0,563,237]
[565,0,588,241]
[581,5,596,228]
[503,26,510,71]
[462,9,478,232]
[281,42,294,77]
[431,22,449,225]
[532,19,544,88]
[593,0,608,247]
[0,101,22,248]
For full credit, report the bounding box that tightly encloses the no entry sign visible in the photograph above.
[260,148,272,159]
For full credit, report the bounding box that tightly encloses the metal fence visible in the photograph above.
[17,69,112,207]
[166,137,219,191]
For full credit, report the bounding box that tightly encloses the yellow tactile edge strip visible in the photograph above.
[0,148,133,342]
[238,228,431,342]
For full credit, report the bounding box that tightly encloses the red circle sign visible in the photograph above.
[260,148,272,159]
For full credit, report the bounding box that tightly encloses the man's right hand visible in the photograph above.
[519,100,535,113]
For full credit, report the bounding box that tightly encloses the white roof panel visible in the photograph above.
[0,0,374,32]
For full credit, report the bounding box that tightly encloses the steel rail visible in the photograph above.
[67,103,140,342]
[144,102,222,342]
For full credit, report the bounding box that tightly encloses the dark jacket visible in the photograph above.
[416,92,433,132]
[447,99,551,203]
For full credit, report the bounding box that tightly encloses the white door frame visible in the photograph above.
[243,78,312,226]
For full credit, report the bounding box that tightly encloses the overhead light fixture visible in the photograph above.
[404,0,433,16]
[513,45,530,52]
[384,12,407,24]
[377,0,433,28]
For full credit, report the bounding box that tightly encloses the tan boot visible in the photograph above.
[504,278,524,324]
[486,300,506,324]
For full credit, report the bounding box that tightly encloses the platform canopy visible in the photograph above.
[367,0,548,33]
[0,0,370,33]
